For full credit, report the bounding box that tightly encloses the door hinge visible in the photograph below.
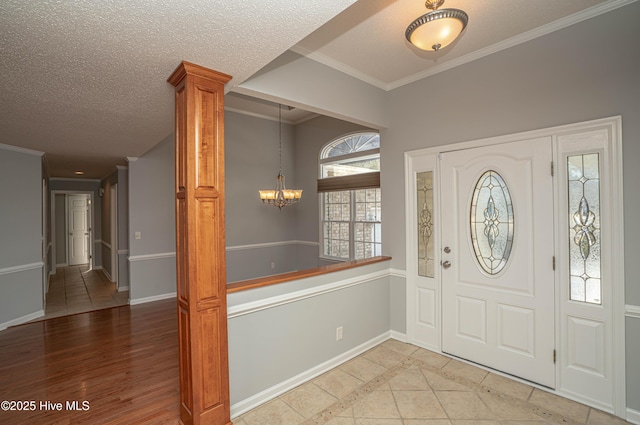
[553,349,557,364]
[552,256,555,270]
[551,161,554,176]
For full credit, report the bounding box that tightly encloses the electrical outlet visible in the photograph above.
[134,231,141,240]
[336,326,343,341]
[271,262,275,269]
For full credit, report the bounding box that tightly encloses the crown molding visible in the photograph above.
[293,0,639,92]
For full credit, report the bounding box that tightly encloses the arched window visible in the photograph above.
[318,132,381,260]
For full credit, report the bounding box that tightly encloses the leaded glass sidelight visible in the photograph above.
[470,170,514,275]
[567,154,601,304]
[417,171,434,277]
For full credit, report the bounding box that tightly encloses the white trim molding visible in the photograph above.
[292,0,637,91]
[226,240,319,252]
[128,252,176,262]
[228,268,389,319]
[0,310,44,331]
[627,407,640,425]
[129,292,175,305]
[101,240,112,250]
[404,116,626,418]
[0,262,43,276]
[230,331,392,418]
[389,268,406,278]
[626,305,640,319]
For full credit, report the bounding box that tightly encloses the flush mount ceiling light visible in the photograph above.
[405,0,468,51]
[258,104,302,210]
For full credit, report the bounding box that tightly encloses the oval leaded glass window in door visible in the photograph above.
[470,170,514,275]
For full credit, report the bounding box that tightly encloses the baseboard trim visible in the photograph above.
[230,331,393,418]
[627,408,640,425]
[129,292,176,305]
[118,285,130,292]
[390,331,407,342]
[1,310,44,331]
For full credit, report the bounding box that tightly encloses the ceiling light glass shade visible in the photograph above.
[259,172,302,209]
[406,2,468,51]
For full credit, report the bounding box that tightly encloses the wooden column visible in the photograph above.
[167,61,232,425]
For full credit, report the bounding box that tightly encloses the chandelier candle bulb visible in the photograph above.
[258,104,303,210]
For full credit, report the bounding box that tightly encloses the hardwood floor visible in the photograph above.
[0,299,180,424]
[1,299,630,425]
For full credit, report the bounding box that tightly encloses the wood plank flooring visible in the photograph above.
[0,299,180,424]
[1,298,630,425]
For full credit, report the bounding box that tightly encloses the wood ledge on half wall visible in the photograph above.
[227,256,392,293]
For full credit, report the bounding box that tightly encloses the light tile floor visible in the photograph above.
[234,339,630,425]
[37,265,129,320]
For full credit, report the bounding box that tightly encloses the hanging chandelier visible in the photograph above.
[405,0,468,51]
[258,104,302,209]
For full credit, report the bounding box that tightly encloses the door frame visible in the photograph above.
[110,184,119,288]
[404,116,625,416]
[50,190,95,274]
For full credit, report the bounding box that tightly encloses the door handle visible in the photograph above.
[442,260,451,269]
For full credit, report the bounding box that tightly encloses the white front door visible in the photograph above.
[440,137,555,387]
[68,194,90,266]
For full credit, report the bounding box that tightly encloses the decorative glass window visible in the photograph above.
[321,133,380,178]
[319,132,381,260]
[417,171,434,277]
[470,170,514,275]
[567,154,601,304]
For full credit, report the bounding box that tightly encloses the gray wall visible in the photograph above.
[225,111,300,281]
[237,1,640,413]
[225,110,373,281]
[0,146,43,327]
[381,3,640,412]
[226,110,298,246]
[237,50,388,130]
[228,260,391,409]
[128,134,176,302]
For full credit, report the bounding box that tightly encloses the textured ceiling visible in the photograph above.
[0,0,356,178]
[0,0,633,179]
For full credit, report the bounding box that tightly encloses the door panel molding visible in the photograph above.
[404,116,625,418]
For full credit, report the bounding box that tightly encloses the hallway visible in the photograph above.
[41,265,129,320]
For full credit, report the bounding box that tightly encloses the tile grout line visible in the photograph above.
[412,356,585,425]
[301,355,416,425]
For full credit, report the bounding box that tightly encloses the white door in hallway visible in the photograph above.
[440,137,555,387]
[68,194,90,266]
